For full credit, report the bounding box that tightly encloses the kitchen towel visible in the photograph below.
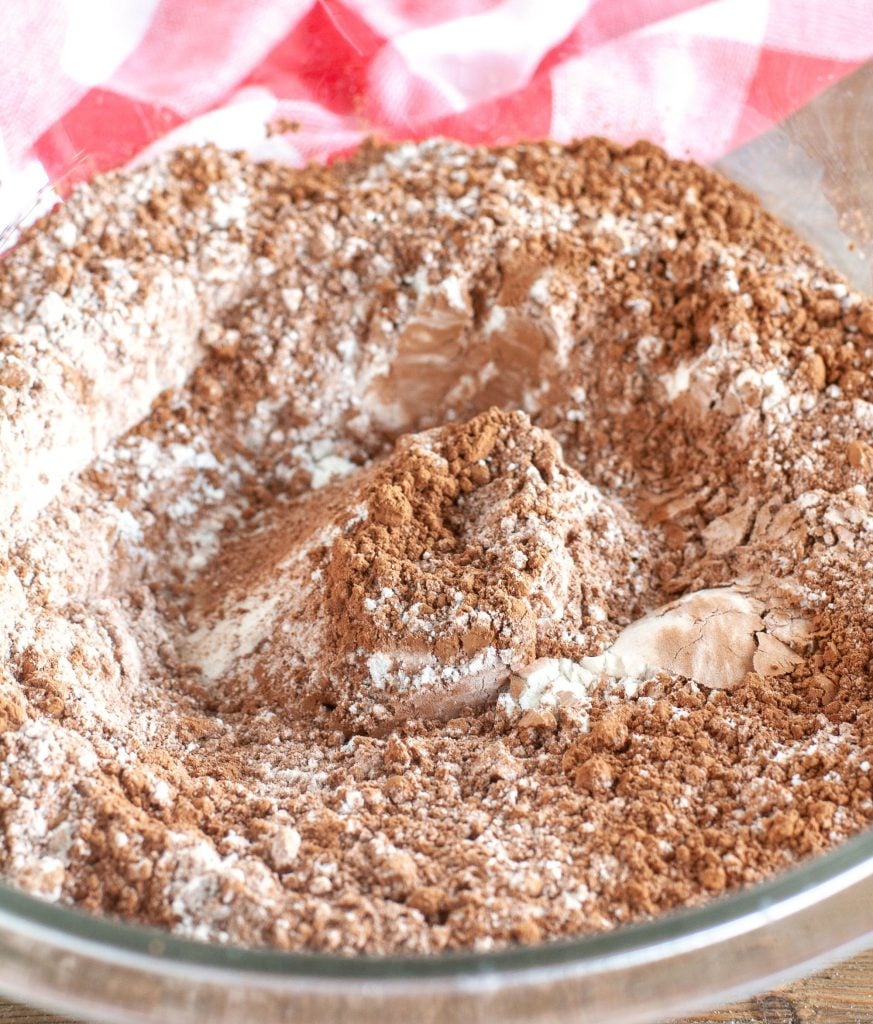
[1,0,870,232]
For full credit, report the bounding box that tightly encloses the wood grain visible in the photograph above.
[2,947,873,1023]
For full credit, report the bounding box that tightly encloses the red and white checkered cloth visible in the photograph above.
[1,0,871,233]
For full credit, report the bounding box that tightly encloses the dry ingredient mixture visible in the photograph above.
[1,138,873,953]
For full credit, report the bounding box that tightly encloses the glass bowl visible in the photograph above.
[3,8,873,1022]
[2,830,873,1024]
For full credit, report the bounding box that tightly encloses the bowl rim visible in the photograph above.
[2,826,873,986]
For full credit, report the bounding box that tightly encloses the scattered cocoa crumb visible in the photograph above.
[267,118,301,137]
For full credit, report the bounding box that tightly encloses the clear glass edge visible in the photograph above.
[0,826,872,985]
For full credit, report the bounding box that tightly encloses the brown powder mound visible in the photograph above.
[0,138,873,954]
[321,407,655,725]
[182,408,655,730]
[325,408,651,673]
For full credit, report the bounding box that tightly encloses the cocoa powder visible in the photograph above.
[1,138,873,953]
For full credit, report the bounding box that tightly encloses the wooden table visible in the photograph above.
[1,947,872,1023]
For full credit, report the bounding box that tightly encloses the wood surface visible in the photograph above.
[2,946,873,1023]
